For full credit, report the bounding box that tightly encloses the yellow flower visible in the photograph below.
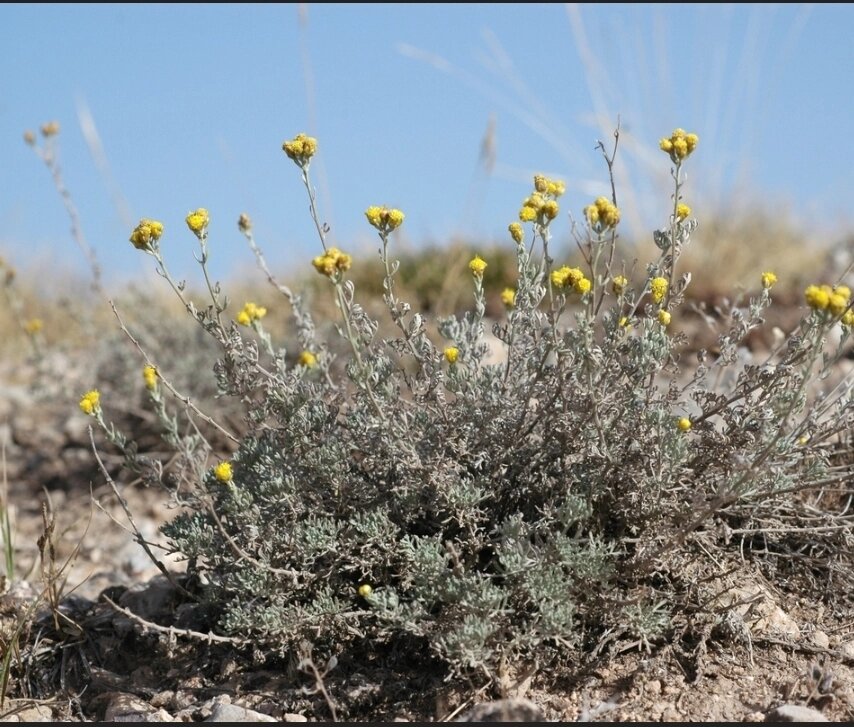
[142,365,158,391]
[358,583,372,598]
[546,178,566,197]
[312,247,352,278]
[650,277,668,304]
[469,256,487,278]
[658,309,672,326]
[237,213,252,233]
[612,275,628,295]
[129,218,164,251]
[365,206,405,233]
[618,316,630,328]
[661,128,698,163]
[501,287,516,308]
[365,206,382,228]
[185,208,209,238]
[804,284,830,311]
[508,222,524,244]
[542,200,559,220]
[298,350,318,368]
[387,208,405,229]
[834,284,851,299]
[312,254,335,277]
[518,205,537,223]
[761,272,778,289]
[677,417,692,432]
[236,302,267,326]
[574,277,592,295]
[213,461,233,483]
[24,318,43,334]
[551,266,584,290]
[584,196,620,231]
[282,132,318,165]
[842,310,854,327]
[523,193,545,211]
[551,267,569,288]
[676,203,691,221]
[79,390,101,416]
[444,346,459,364]
[530,176,565,198]
[40,121,60,137]
[828,293,849,316]
[672,137,688,159]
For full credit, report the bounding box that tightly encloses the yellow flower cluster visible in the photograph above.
[237,213,252,233]
[213,461,233,483]
[658,310,672,326]
[24,318,43,334]
[185,208,209,238]
[677,417,692,432]
[312,247,352,278]
[358,583,372,598]
[298,350,318,368]
[444,346,459,364]
[611,275,628,295]
[143,365,158,391]
[41,121,60,137]
[79,390,101,416]
[508,222,524,245]
[518,174,564,224]
[282,132,318,165]
[761,271,778,289]
[129,219,164,251]
[469,256,487,278]
[551,266,591,294]
[501,287,516,308]
[650,276,668,304]
[533,175,566,197]
[804,283,853,322]
[365,206,405,233]
[584,196,621,232]
[659,128,699,164]
[676,203,692,221]
[236,302,267,326]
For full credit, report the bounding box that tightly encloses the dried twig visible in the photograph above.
[103,596,246,645]
[88,427,192,599]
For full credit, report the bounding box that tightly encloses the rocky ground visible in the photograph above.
[1,326,854,722]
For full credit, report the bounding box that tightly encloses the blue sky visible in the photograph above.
[1,3,851,288]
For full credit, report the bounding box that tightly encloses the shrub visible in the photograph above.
[85,128,854,684]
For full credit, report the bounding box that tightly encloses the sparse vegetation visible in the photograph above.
[1,120,852,722]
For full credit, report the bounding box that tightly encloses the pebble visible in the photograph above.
[104,692,174,722]
[764,704,829,722]
[456,698,545,722]
[645,679,662,695]
[205,703,278,722]
[0,705,53,722]
[811,630,829,649]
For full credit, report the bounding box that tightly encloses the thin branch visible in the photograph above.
[109,300,239,445]
[88,426,193,599]
[103,596,247,645]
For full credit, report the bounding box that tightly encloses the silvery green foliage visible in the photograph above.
[158,179,853,682]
